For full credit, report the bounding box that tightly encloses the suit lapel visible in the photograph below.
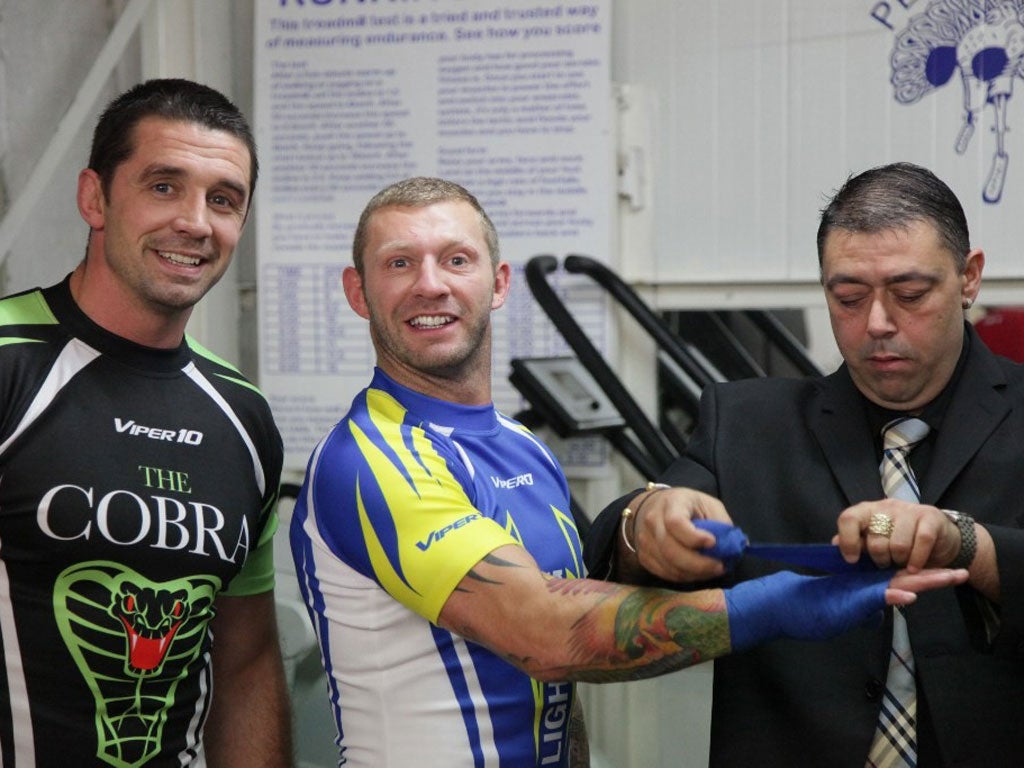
[809,328,1010,507]
[920,329,1009,504]
[808,367,883,505]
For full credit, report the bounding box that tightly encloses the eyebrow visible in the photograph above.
[374,238,481,257]
[825,270,940,291]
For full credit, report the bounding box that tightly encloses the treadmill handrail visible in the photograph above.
[742,309,825,377]
[564,254,722,390]
[524,255,677,472]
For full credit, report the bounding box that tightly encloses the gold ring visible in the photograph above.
[867,513,894,537]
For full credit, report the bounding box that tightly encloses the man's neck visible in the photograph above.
[377,362,493,406]
[69,260,189,349]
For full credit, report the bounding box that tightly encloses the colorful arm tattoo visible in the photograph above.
[450,553,731,684]
[549,578,730,683]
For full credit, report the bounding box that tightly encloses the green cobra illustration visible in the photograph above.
[54,562,221,767]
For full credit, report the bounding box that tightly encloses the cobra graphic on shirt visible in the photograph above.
[54,564,220,768]
[0,279,283,766]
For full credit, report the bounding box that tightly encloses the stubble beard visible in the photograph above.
[137,233,226,311]
[102,235,220,314]
[370,308,492,381]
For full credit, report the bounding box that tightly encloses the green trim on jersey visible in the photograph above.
[0,290,59,327]
[186,336,268,397]
[222,507,280,596]
[0,337,46,347]
[185,334,242,373]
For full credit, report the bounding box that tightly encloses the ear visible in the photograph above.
[961,248,985,307]
[342,265,370,319]
[77,169,106,229]
[490,261,512,311]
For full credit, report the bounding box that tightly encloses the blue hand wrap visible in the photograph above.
[694,519,748,568]
[724,569,892,652]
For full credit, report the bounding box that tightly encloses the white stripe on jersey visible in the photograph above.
[183,364,266,496]
[0,338,102,766]
[0,338,100,459]
[177,646,212,767]
[497,414,560,469]
[0,551,34,766]
[450,635,501,767]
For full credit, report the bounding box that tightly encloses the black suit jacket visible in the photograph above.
[585,327,1024,767]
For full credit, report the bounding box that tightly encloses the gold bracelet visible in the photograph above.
[620,482,671,554]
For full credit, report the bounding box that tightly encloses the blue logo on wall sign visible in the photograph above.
[890,0,1024,203]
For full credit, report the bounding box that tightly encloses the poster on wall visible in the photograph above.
[253,0,613,471]
[612,1,1024,285]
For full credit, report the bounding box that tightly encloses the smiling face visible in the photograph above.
[343,200,511,404]
[822,219,983,411]
[75,116,251,346]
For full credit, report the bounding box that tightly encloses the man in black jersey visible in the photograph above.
[0,79,289,767]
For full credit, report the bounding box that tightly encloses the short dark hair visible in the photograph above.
[816,162,970,274]
[88,78,258,208]
[351,177,499,275]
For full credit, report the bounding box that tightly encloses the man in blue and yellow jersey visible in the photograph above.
[289,176,967,767]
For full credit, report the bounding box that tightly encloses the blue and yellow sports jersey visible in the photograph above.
[291,368,584,767]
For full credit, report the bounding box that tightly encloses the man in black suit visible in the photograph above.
[585,162,1024,767]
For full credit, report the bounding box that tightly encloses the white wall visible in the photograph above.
[0,0,137,294]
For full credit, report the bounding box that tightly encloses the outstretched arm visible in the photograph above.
[438,544,967,684]
[205,592,293,767]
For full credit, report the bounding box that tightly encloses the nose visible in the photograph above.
[866,296,897,337]
[173,194,213,239]
[412,259,449,297]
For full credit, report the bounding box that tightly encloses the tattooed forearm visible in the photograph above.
[440,547,731,685]
[541,580,731,684]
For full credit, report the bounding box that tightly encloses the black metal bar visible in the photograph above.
[563,254,723,389]
[742,309,825,377]
[524,255,676,473]
[606,431,665,480]
[569,494,592,539]
[710,311,767,378]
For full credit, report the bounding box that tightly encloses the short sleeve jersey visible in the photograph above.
[0,278,283,767]
[290,369,584,767]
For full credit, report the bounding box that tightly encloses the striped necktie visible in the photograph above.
[867,417,930,768]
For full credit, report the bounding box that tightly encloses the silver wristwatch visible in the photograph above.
[941,509,977,569]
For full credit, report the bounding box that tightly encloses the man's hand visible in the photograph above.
[834,499,963,571]
[621,487,733,583]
